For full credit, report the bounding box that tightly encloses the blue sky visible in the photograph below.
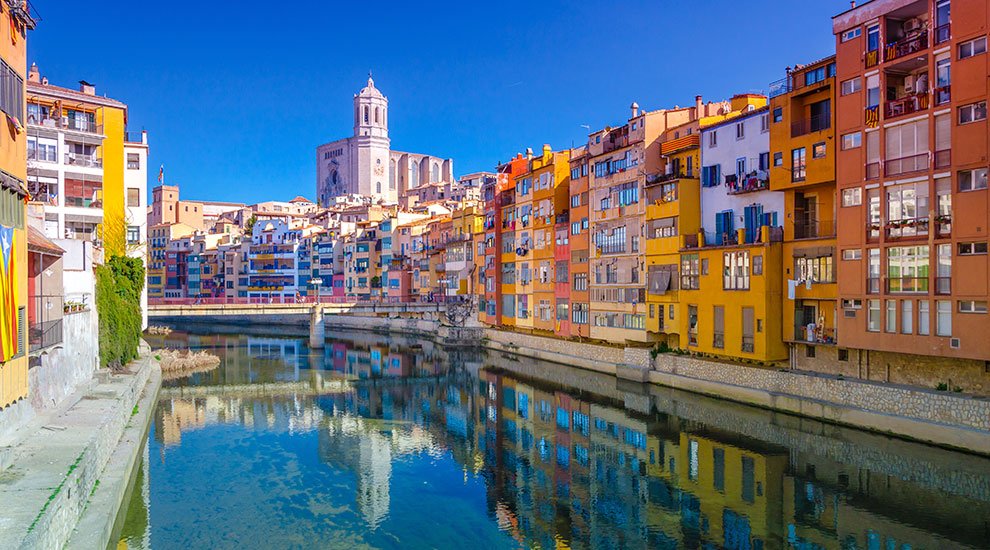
[28,1,840,204]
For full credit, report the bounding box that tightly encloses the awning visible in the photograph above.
[27,225,64,256]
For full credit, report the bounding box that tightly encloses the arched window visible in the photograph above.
[364,106,369,123]
[375,107,380,123]
[431,162,440,182]
[410,160,420,187]
[389,159,397,190]
[376,182,382,194]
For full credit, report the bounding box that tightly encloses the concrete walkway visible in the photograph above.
[0,354,161,550]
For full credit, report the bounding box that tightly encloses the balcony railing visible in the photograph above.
[934,23,950,45]
[726,172,769,195]
[934,85,951,106]
[934,149,950,169]
[865,49,880,69]
[867,277,880,294]
[935,215,952,237]
[741,336,754,353]
[865,105,880,128]
[866,162,880,180]
[28,115,104,135]
[884,92,929,120]
[29,295,64,352]
[28,149,57,163]
[885,31,929,63]
[794,219,836,240]
[884,152,928,177]
[791,114,831,137]
[887,277,928,293]
[712,332,724,349]
[935,276,951,295]
[885,217,928,239]
[795,325,836,345]
[65,152,102,168]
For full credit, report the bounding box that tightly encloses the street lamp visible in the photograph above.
[309,277,322,303]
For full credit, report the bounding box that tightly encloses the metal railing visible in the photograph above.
[884,91,929,119]
[741,336,754,353]
[29,295,64,352]
[884,152,928,177]
[934,23,950,45]
[866,162,880,180]
[65,152,102,168]
[791,114,831,137]
[866,277,880,294]
[885,31,929,63]
[885,217,929,239]
[28,148,57,163]
[795,326,836,344]
[934,149,951,169]
[934,85,951,105]
[794,219,836,240]
[712,333,724,349]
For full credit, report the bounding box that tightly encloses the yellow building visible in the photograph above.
[26,66,132,256]
[768,56,839,360]
[0,4,35,410]
[527,145,570,334]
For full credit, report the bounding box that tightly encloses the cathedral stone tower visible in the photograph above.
[353,75,393,200]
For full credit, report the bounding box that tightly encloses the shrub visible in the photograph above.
[96,255,145,370]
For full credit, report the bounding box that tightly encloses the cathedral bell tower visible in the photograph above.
[354,74,389,139]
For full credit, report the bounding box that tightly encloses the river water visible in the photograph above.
[116,327,990,549]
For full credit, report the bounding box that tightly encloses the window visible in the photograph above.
[901,300,913,334]
[736,157,746,177]
[796,254,833,284]
[959,301,988,313]
[959,168,987,191]
[959,37,987,59]
[842,249,862,260]
[842,299,863,309]
[573,273,588,291]
[841,132,862,150]
[753,255,762,275]
[841,27,861,42]
[759,152,769,170]
[867,299,880,332]
[773,107,782,123]
[708,131,717,147]
[0,60,24,122]
[680,254,700,290]
[841,188,862,207]
[760,114,769,132]
[126,225,140,244]
[735,122,744,140]
[959,242,988,255]
[887,246,930,293]
[840,77,861,95]
[936,300,952,336]
[959,101,987,124]
[791,148,806,181]
[866,74,880,107]
[773,152,782,166]
[723,251,750,290]
[918,300,930,335]
[804,66,826,86]
[813,142,826,159]
[127,188,141,207]
[126,153,140,170]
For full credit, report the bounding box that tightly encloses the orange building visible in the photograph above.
[832,0,990,385]
[566,146,591,338]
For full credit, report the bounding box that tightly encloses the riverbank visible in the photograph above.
[320,314,990,456]
[0,351,161,549]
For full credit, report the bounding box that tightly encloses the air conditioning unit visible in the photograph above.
[903,17,922,33]
[950,337,961,349]
[904,75,914,92]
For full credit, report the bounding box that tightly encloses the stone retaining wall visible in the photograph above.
[654,353,990,432]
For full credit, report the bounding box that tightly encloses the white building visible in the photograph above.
[124,132,149,327]
[316,76,454,207]
[699,107,783,244]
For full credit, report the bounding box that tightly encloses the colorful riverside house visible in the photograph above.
[566,146,591,338]
[679,94,788,363]
[499,164,520,327]
[832,0,990,376]
[513,159,535,330]
[769,55,840,366]
[481,154,527,326]
[0,3,35,411]
[527,145,570,334]
[587,101,713,344]
[446,203,483,297]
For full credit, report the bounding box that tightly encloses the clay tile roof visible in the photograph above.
[289,196,313,203]
[27,226,64,256]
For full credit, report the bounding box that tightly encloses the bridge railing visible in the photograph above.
[148,294,472,306]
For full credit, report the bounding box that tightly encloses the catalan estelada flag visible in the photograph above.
[158,164,164,184]
[0,224,18,361]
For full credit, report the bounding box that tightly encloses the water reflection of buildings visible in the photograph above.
[146,330,990,548]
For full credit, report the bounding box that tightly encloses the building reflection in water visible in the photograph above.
[143,329,990,549]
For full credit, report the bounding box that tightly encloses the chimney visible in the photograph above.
[695,95,703,115]
[525,147,533,160]
[79,80,95,95]
[542,144,552,156]
[27,63,39,83]
[850,1,856,8]
[630,101,639,118]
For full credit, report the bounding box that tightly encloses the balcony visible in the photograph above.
[886,277,928,293]
[660,134,699,156]
[794,325,836,345]
[64,179,103,209]
[865,105,880,128]
[935,214,952,238]
[791,114,830,138]
[884,92,929,120]
[27,148,57,163]
[29,295,64,352]
[885,30,928,64]
[934,23,950,45]
[726,172,769,195]
[865,49,881,69]
[28,115,104,136]
[884,152,928,177]
[794,219,835,240]
[65,152,102,168]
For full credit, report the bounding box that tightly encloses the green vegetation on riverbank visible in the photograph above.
[96,256,145,369]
